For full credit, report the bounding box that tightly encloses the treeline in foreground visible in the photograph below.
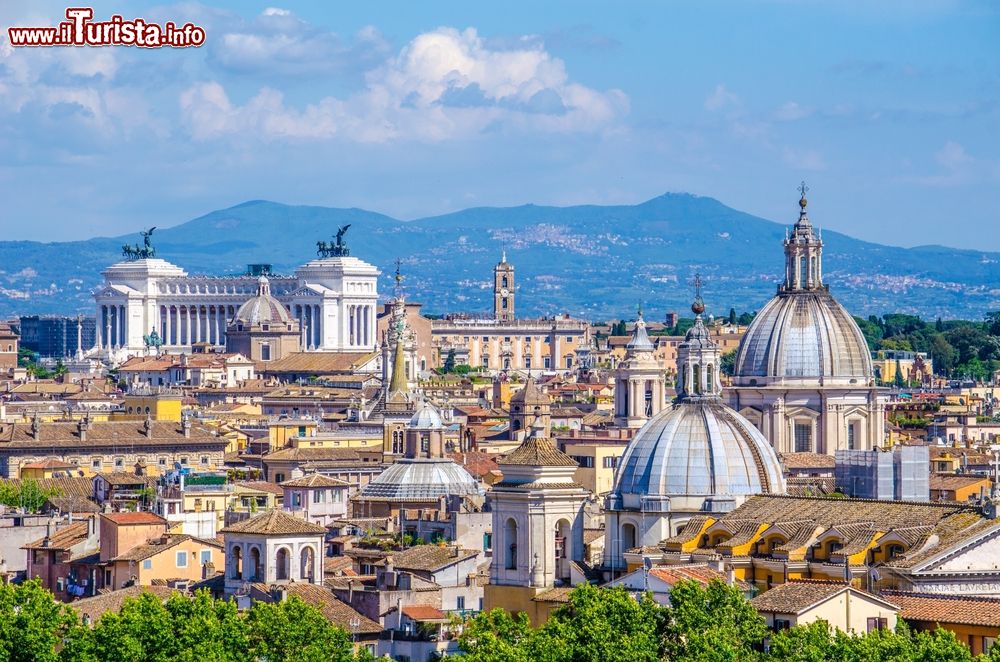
[0,580,375,662]
[459,581,997,662]
[3,578,995,661]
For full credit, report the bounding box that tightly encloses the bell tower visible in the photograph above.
[494,251,515,322]
[781,182,824,292]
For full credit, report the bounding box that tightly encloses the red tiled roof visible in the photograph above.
[101,511,167,526]
[884,591,1000,628]
[402,604,448,622]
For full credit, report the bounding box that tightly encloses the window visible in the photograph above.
[143,559,152,570]
[260,343,271,361]
[565,357,572,369]
[456,596,466,610]
[866,617,888,632]
[92,459,102,469]
[794,423,812,453]
[847,423,856,450]
[158,457,167,466]
[176,551,188,568]
[602,456,618,469]
[775,619,792,630]
[502,298,508,309]
[544,357,551,369]
[525,357,531,369]
[180,457,188,465]
[571,456,594,468]
[200,550,212,565]
[483,532,492,552]
[566,337,573,343]
[200,456,209,465]
[482,356,489,368]
[313,489,325,504]
[114,458,124,469]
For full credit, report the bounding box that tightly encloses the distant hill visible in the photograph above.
[3,193,998,320]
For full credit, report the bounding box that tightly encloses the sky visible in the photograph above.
[1,1,998,249]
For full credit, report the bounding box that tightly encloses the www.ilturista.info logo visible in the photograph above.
[7,8,206,48]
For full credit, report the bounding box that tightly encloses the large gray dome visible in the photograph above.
[359,458,482,501]
[734,291,873,386]
[611,400,784,507]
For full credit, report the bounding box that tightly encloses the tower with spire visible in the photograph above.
[613,305,666,428]
[493,250,515,322]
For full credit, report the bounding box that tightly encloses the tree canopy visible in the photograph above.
[0,581,373,662]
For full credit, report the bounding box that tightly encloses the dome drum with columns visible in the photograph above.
[613,308,667,429]
[604,294,785,571]
[729,185,885,456]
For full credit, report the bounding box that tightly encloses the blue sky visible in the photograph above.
[1,1,998,248]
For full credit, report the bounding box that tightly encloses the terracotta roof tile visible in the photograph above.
[71,586,177,624]
[272,583,381,634]
[280,473,351,488]
[884,591,1000,628]
[22,521,90,551]
[219,509,326,535]
[101,511,167,526]
[402,604,448,622]
[381,545,478,572]
[498,437,577,467]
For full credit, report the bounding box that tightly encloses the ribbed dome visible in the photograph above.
[409,401,444,429]
[234,276,292,327]
[734,291,873,385]
[611,400,784,504]
[359,458,482,501]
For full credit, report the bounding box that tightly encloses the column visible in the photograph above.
[314,305,321,349]
[165,307,172,346]
[185,306,192,346]
[97,306,105,349]
[121,305,127,348]
[348,306,355,347]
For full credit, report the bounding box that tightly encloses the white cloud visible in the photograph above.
[782,147,826,172]
[774,101,812,121]
[935,140,971,170]
[181,26,627,143]
[704,84,740,112]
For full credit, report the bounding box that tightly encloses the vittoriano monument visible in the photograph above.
[317,224,351,258]
[122,227,156,260]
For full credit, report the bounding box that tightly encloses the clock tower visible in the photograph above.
[493,251,515,322]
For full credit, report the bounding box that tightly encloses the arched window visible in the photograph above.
[229,546,242,579]
[300,546,315,582]
[275,548,290,581]
[693,364,702,394]
[621,523,637,556]
[505,518,518,570]
[249,547,261,582]
[706,365,714,394]
[501,276,508,288]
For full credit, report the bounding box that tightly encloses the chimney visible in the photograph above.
[78,416,88,442]
[31,413,40,441]
[144,415,153,439]
[182,417,191,439]
[725,563,736,587]
[347,579,354,604]
[203,560,215,579]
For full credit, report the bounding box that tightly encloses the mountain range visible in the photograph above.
[3,193,998,321]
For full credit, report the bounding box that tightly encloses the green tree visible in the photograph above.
[721,349,737,376]
[443,348,457,373]
[53,360,68,378]
[894,359,905,387]
[738,312,756,326]
[246,596,355,662]
[664,579,767,662]
[459,608,535,662]
[0,479,61,513]
[539,583,666,662]
[931,334,957,376]
[729,308,737,325]
[0,579,78,662]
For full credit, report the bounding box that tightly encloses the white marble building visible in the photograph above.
[93,252,379,363]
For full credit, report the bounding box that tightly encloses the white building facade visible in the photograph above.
[93,253,379,363]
